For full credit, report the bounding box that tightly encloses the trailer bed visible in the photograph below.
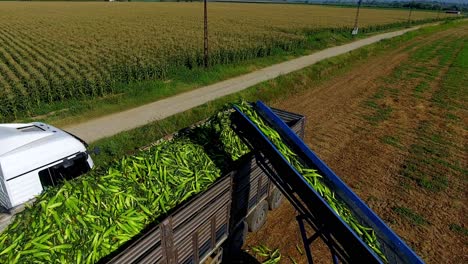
[100,108,305,264]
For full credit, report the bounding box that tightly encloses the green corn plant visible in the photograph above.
[235,101,388,263]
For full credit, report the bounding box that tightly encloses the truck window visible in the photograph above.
[38,154,91,188]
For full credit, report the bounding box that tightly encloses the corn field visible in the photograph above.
[0,2,451,121]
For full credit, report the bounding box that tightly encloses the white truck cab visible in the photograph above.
[0,122,93,210]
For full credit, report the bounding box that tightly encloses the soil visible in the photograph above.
[243,24,467,264]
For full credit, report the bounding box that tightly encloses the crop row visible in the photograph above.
[0,3,454,121]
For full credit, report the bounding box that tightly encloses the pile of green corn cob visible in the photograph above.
[0,110,247,263]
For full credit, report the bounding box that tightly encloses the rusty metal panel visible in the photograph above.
[108,226,162,264]
[173,180,231,263]
[197,222,211,248]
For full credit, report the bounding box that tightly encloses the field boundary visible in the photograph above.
[65,23,438,143]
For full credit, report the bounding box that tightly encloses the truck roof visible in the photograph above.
[0,122,87,180]
[0,123,55,156]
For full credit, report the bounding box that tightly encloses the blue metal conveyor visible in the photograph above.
[231,101,424,264]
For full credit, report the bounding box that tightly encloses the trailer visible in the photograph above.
[0,103,424,263]
[98,108,305,264]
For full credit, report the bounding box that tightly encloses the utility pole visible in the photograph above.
[436,2,441,19]
[204,0,209,68]
[407,1,414,26]
[352,0,362,35]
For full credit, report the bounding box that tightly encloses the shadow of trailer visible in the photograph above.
[99,108,305,264]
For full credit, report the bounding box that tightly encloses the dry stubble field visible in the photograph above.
[245,22,467,264]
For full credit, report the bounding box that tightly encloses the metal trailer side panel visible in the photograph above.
[174,189,231,263]
[171,175,232,229]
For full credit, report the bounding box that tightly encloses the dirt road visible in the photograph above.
[245,23,467,263]
[65,26,427,143]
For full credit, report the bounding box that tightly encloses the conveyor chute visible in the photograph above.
[232,101,424,264]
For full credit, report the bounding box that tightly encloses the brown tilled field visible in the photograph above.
[244,22,467,264]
